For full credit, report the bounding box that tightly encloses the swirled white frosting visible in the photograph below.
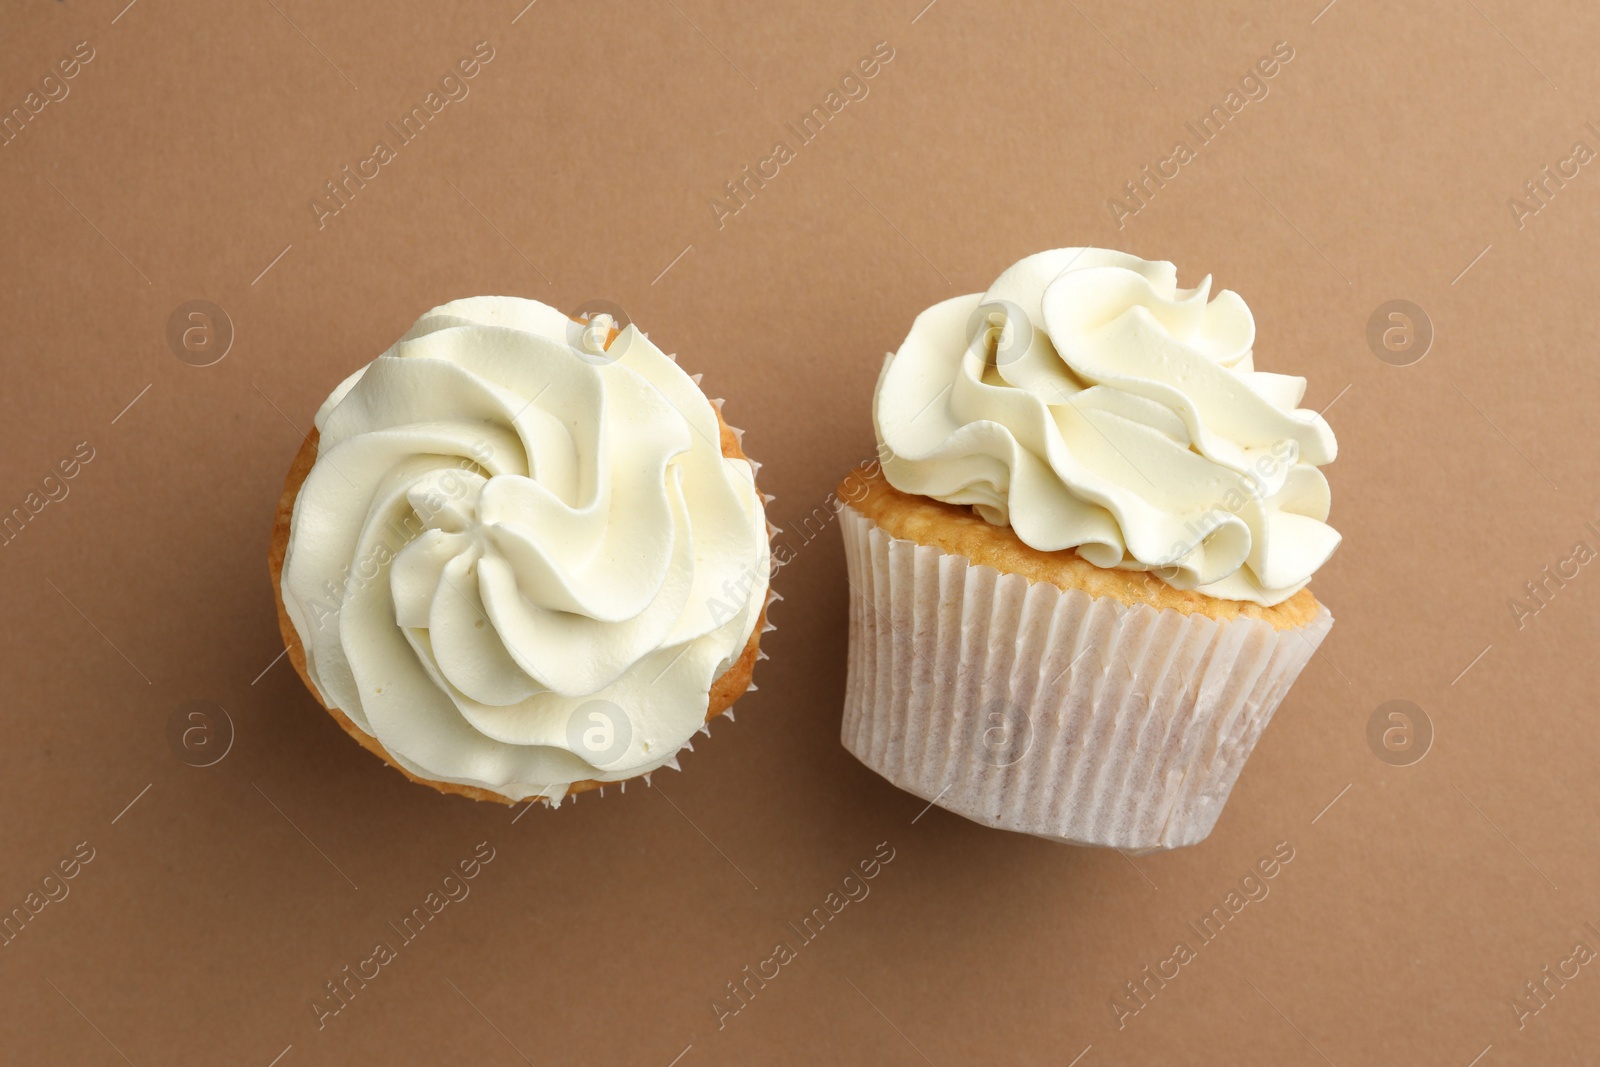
[875,249,1338,606]
[280,297,769,800]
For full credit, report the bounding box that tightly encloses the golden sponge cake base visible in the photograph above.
[839,466,1320,632]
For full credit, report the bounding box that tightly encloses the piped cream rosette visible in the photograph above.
[274,297,772,804]
[875,247,1338,606]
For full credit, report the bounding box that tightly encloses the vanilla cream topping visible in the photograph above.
[280,297,769,800]
[875,249,1338,605]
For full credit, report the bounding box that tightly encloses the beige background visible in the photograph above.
[2,0,1598,1063]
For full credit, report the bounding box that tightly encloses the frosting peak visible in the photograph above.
[875,249,1339,605]
[281,297,769,800]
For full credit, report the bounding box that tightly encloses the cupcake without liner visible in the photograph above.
[840,249,1340,850]
[271,297,773,806]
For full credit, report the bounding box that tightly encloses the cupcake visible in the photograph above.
[269,297,773,806]
[839,249,1338,850]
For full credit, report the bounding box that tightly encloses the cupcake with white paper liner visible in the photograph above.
[839,248,1338,850]
[270,296,775,806]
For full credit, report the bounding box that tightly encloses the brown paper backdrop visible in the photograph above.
[3,0,1598,1063]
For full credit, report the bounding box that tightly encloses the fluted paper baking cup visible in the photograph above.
[839,504,1333,851]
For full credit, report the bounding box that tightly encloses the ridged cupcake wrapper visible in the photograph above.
[839,504,1333,851]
